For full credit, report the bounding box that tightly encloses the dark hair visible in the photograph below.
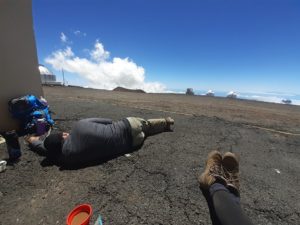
[44,132,63,158]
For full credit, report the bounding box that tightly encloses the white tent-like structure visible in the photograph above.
[227,91,237,99]
[206,90,215,96]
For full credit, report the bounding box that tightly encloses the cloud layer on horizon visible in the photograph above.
[238,94,300,105]
[45,36,166,93]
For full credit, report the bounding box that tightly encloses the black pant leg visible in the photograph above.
[201,188,222,225]
[211,184,253,225]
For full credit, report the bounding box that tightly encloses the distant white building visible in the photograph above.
[38,64,61,85]
[206,90,215,97]
[227,91,237,99]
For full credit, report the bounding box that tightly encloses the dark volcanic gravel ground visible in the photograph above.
[0,86,300,225]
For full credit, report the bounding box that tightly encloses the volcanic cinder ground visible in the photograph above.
[1,86,300,225]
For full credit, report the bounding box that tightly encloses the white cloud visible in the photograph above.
[90,40,110,62]
[74,30,87,37]
[241,91,297,97]
[239,94,300,105]
[45,40,166,93]
[60,32,68,43]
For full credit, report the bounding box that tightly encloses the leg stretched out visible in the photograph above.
[126,117,174,147]
[199,151,253,225]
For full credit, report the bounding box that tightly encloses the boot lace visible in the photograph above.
[223,167,239,185]
[209,164,225,180]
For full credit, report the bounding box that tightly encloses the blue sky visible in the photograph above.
[33,0,300,97]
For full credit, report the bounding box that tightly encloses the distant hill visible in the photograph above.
[113,86,146,93]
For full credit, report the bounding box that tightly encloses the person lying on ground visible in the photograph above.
[25,117,174,166]
[199,150,253,225]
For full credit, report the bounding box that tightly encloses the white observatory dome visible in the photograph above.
[38,64,61,85]
[38,64,53,75]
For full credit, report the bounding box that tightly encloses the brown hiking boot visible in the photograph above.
[199,151,226,190]
[222,152,240,195]
[145,117,174,136]
[165,117,174,131]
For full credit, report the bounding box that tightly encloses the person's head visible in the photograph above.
[44,132,69,158]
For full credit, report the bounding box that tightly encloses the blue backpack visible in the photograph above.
[8,95,54,136]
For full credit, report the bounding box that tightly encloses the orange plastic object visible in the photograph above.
[66,204,93,225]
